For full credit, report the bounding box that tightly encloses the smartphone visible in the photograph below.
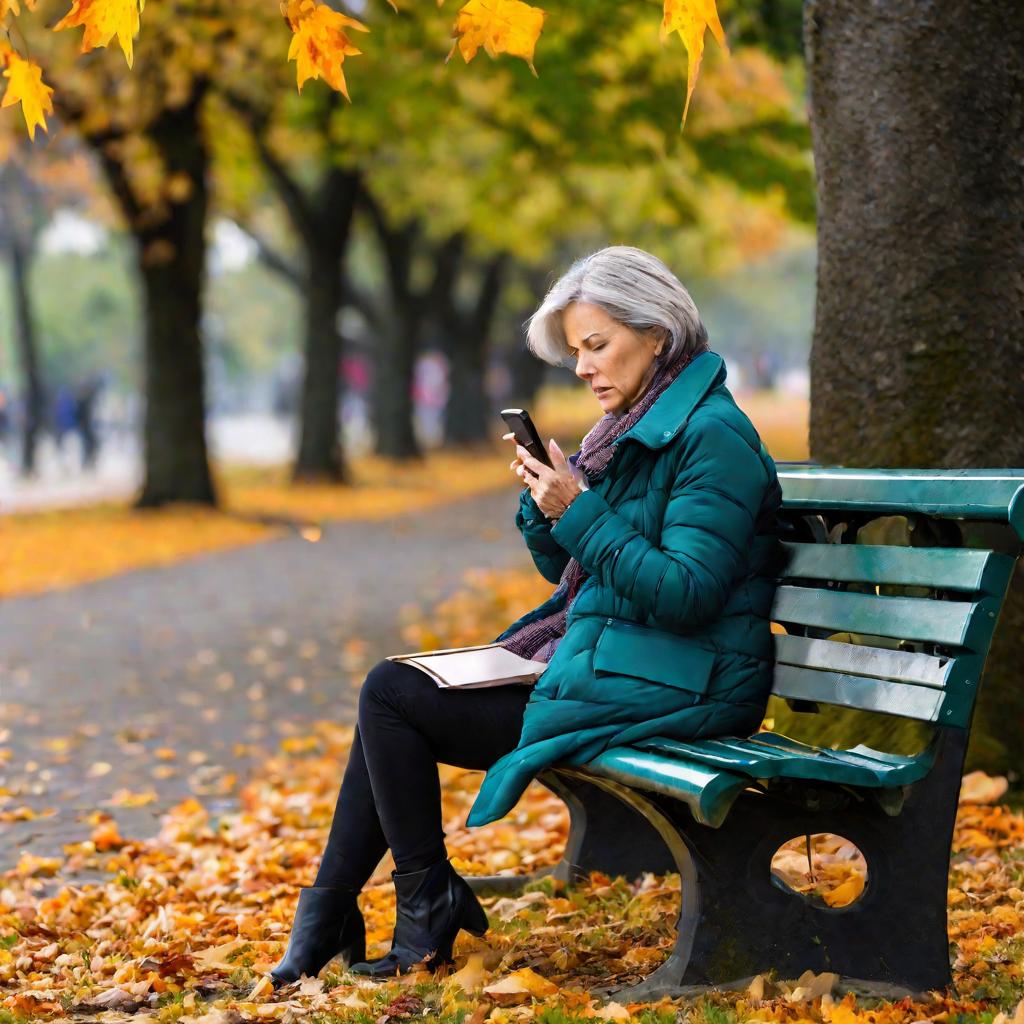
[500,408,553,469]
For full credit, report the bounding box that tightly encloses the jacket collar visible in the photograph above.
[613,349,726,451]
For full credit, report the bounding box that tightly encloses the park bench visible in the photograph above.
[468,465,1024,1000]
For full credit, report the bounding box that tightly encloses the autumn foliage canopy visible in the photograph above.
[0,0,725,140]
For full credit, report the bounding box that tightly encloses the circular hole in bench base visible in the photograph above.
[770,832,868,909]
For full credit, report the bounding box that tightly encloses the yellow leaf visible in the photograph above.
[193,939,248,971]
[446,0,545,76]
[782,968,840,1001]
[822,872,865,908]
[483,966,558,1000]
[1,52,54,140]
[281,0,369,98]
[660,0,728,127]
[247,975,274,999]
[54,0,145,69]
[594,1002,631,1021]
[448,952,487,993]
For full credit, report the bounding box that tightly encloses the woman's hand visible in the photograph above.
[503,432,583,521]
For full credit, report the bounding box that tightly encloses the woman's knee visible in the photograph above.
[358,658,424,716]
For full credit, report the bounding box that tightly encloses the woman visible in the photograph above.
[269,245,783,989]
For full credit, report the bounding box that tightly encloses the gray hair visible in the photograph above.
[525,245,709,368]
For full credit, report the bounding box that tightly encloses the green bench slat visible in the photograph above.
[570,467,1024,837]
[775,465,1024,542]
[584,747,751,829]
[772,633,951,688]
[632,732,936,787]
[781,542,1013,596]
[772,663,945,720]
[772,585,979,647]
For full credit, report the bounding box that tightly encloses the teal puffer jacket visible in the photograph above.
[465,350,784,828]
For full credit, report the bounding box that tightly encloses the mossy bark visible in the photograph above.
[803,1,1024,778]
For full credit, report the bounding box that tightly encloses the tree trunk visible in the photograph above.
[7,233,44,477]
[235,103,361,484]
[103,95,216,507]
[443,253,508,447]
[293,253,346,481]
[373,300,422,459]
[444,324,491,447]
[506,345,548,410]
[796,0,1024,777]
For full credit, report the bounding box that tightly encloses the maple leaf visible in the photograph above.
[1,50,54,140]
[281,0,369,98]
[53,0,145,69]
[660,0,729,127]
[445,0,546,76]
[1,0,37,18]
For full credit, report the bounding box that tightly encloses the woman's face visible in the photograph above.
[562,301,665,415]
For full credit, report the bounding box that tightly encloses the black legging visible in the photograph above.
[313,658,532,890]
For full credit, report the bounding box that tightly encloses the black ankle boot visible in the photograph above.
[348,858,488,978]
[269,885,366,990]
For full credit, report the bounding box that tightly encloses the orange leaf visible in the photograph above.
[1,51,54,140]
[660,0,728,127]
[446,0,545,76]
[1,0,38,18]
[821,872,864,908]
[960,770,1009,805]
[281,0,369,98]
[54,0,145,68]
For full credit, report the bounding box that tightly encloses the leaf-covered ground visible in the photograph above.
[5,549,1019,1024]
[2,707,1023,1024]
[0,387,864,1023]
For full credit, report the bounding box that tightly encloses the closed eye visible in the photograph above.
[568,344,605,359]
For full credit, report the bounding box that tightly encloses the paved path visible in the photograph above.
[0,487,534,876]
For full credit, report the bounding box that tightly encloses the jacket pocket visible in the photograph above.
[592,618,717,695]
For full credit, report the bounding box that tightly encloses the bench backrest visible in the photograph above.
[769,466,1024,729]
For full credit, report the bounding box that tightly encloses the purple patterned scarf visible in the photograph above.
[498,340,710,664]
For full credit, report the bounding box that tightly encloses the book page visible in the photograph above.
[387,643,548,688]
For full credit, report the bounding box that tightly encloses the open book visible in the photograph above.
[386,643,548,689]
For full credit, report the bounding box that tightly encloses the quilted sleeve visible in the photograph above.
[516,485,572,585]
[548,417,769,630]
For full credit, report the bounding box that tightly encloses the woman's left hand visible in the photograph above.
[517,439,584,521]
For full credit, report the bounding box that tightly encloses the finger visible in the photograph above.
[548,438,567,466]
[519,449,545,473]
[503,432,515,440]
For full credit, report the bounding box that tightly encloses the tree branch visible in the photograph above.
[239,225,303,287]
[221,90,316,241]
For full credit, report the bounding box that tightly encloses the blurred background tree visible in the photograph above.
[0,0,813,502]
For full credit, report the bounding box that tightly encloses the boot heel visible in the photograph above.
[340,917,367,966]
[270,885,364,990]
[430,938,456,969]
[461,893,489,937]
